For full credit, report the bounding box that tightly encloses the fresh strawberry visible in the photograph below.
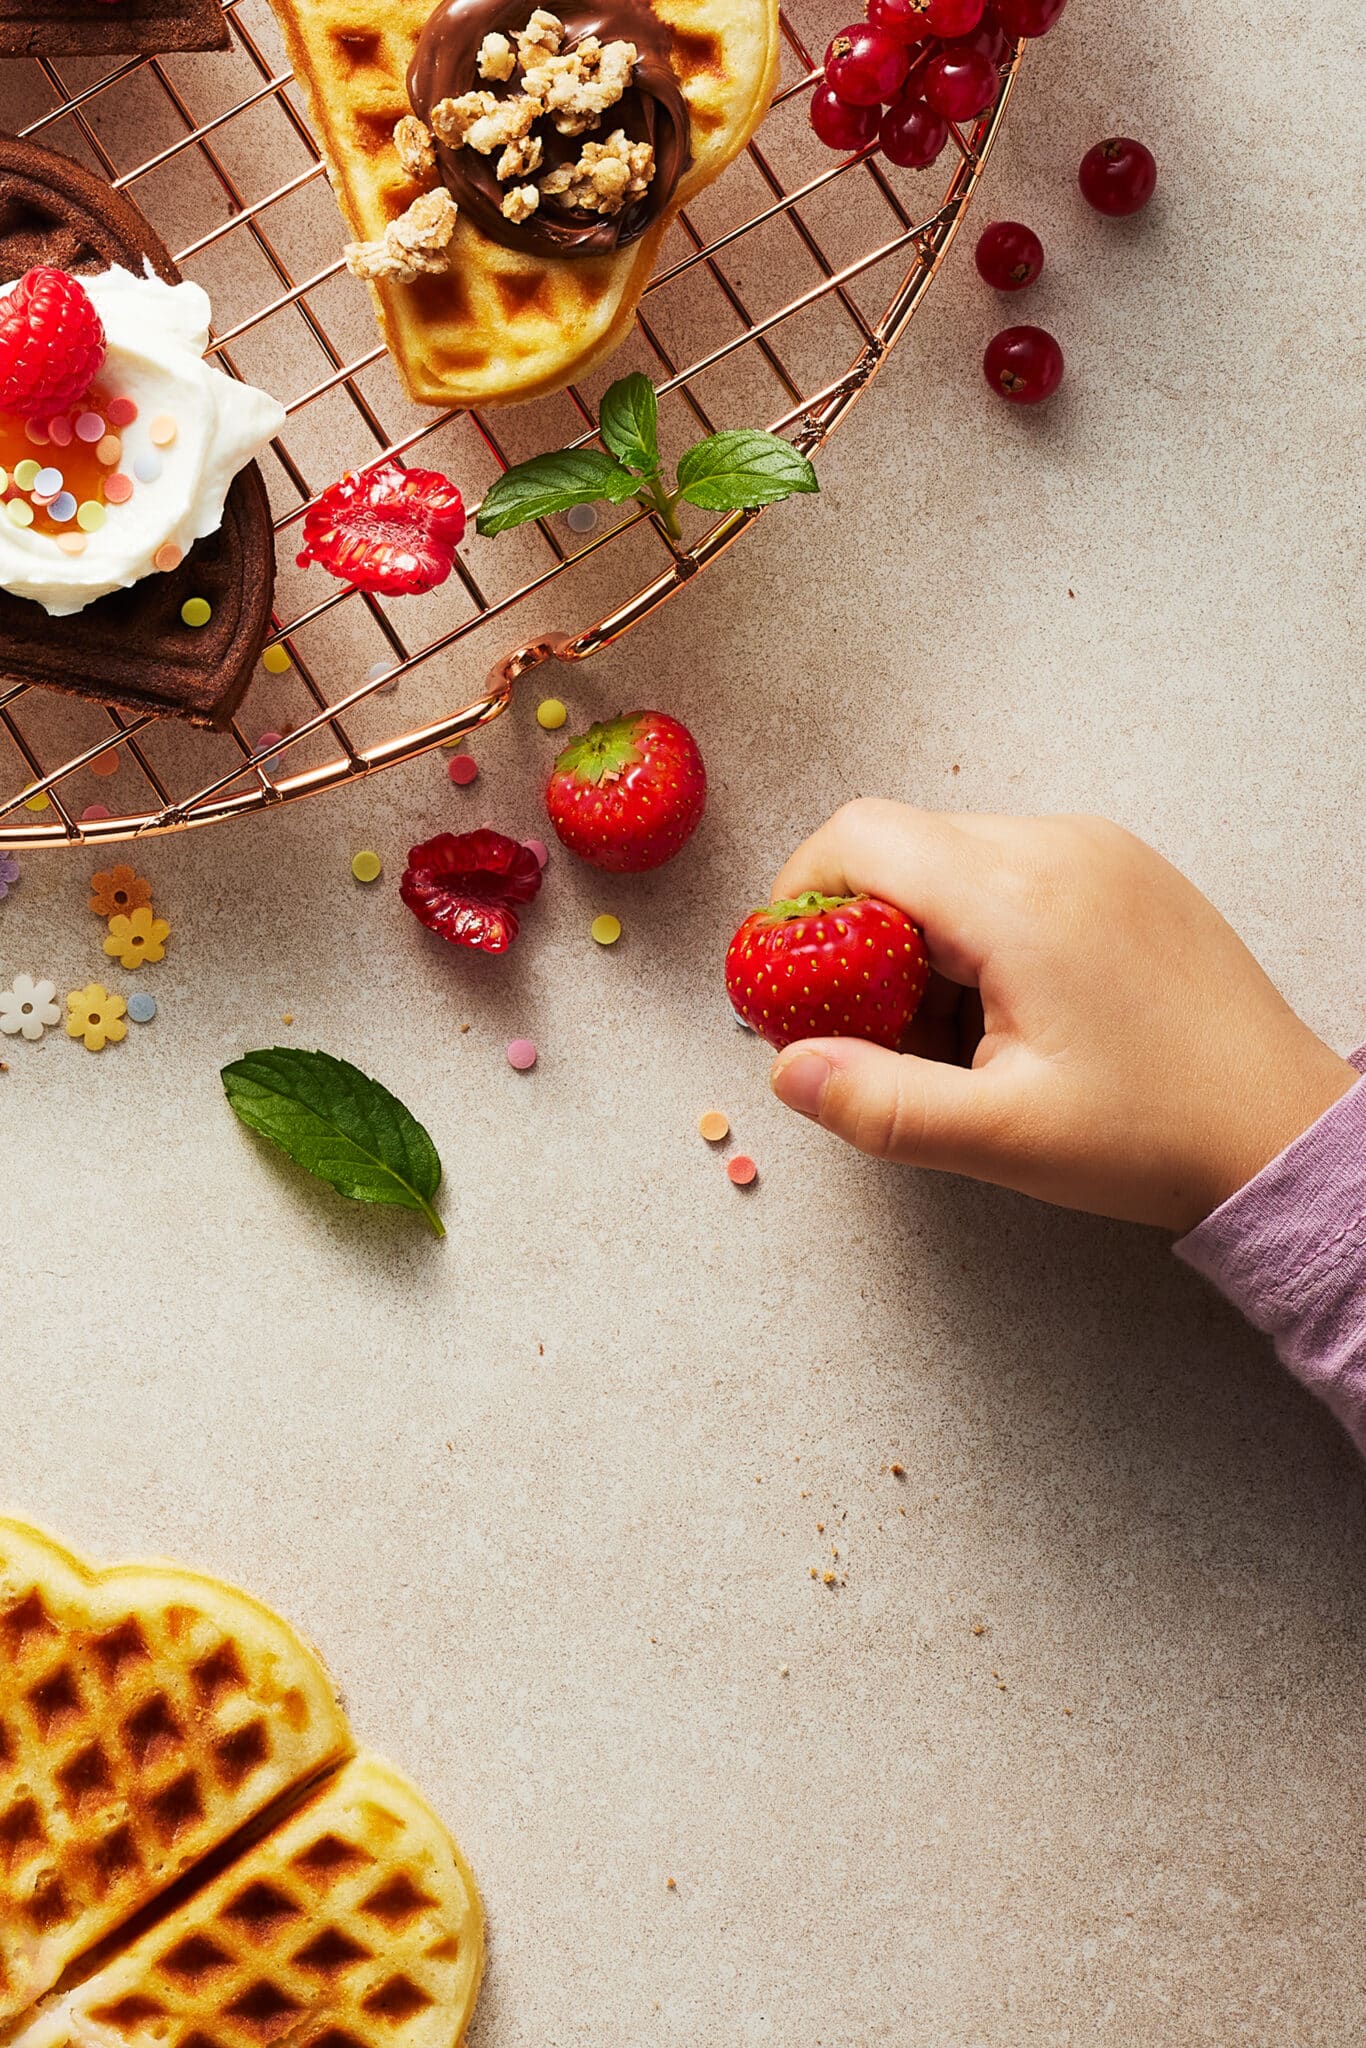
[0,268,105,421]
[725,891,929,1050]
[296,461,465,596]
[545,710,705,873]
[400,828,541,954]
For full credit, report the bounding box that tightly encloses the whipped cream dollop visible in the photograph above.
[0,265,284,616]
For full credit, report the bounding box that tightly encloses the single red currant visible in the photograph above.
[878,94,949,168]
[993,0,1066,35]
[919,0,986,33]
[946,6,1010,65]
[1079,136,1157,215]
[866,0,933,43]
[824,23,910,105]
[975,219,1044,290]
[922,45,998,120]
[983,325,1063,403]
[810,83,881,151]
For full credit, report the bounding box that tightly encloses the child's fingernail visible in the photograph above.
[771,1050,832,1121]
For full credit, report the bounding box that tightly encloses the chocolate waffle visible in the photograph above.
[0,135,278,728]
[0,1519,485,2048]
[0,1517,353,2022]
[0,0,229,60]
[265,0,780,406]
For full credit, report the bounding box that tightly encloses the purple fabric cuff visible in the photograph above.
[1175,1047,1366,1451]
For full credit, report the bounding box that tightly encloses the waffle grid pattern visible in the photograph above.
[0,0,1023,846]
[14,1757,483,2048]
[0,1522,351,2019]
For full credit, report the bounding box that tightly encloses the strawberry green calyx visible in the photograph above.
[553,713,645,785]
[754,890,863,922]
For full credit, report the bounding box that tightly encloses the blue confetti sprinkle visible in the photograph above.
[732,1008,752,1031]
[133,451,163,485]
[127,991,157,1024]
[48,492,76,523]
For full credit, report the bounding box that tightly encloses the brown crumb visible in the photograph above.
[816,1522,824,1533]
[809,1567,818,1580]
[822,1570,836,1587]
[890,1462,905,1477]
[460,1021,471,1033]
[538,1342,544,1355]
[666,1877,676,1891]
[951,764,960,775]
[282,1012,294,1024]
[779,1665,789,1678]
[1068,588,1075,598]
[971,1622,985,1636]
[1063,1706,1073,1716]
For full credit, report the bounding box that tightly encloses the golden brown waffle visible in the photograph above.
[0,1519,353,2023]
[11,1755,485,2048]
[265,0,781,405]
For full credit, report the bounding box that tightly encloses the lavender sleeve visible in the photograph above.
[1175,1048,1366,1453]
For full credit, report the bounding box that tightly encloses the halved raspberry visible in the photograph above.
[400,829,542,954]
[296,461,466,596]
[0,268,105,421]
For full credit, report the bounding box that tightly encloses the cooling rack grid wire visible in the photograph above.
[0,0,1022,848]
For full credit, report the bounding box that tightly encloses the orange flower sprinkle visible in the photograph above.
[89,863,152,918]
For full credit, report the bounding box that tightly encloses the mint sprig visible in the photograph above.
[222,1046,445,1237]
[476,374,818,543]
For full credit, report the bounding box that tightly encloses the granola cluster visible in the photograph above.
[344,186,458,284]
[398,10,658,227]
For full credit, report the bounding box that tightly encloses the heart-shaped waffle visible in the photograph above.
[264,0,780,406]
[0,1520,484,2048]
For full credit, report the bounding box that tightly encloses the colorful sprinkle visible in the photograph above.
[6,500,34,528]
[33,467,62,496]
[181,597,211,627]
[95,434,121,468]
[590,913,621,946]
[149,414,178,447]
[448,753,478,787]
[104,473,134,505]
[732,1007,753,1030]
[12,459,39,490]
[262,643,291,674]
[23,419,48,446]
[106,396,138,429]
[66,982,126,1052]
[48,492,76,523]
[133,451,163,485]
[727,1154,758,1186]
[153,542,182,573]
[698,1111,730,1143]
[23,791,48,810]
[47,416,73,448]
[536,697,568,731]
[56,533,86,555]
[80,803,111,822]
[506,1038,538,1071]
[76,501,106,532]
[127,991,157,1024]
[90,750,121,778]
[0,468,8,493]
[365,658,399,695]
[523,837,549,867]
[565,503,598,533]
[75,411,106,443]
[351,850,382,884]
[255,731,283,757]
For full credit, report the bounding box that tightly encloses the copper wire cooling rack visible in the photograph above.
[0,1,1023,850]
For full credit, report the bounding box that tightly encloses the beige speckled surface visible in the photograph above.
[2,3,1365,2043]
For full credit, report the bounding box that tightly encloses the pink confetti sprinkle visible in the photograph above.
[81,804,111,822]
[448,754,479,787]
[523,837,549,867]
[506,1038,538,1071]
[75,411,106,443]
[106,396,138,428]
[256,731,283,754]
[104,473,134,505]
[46,416,73,447]
[90,750,120,778]
[56,533,86,555]
[95,434,121,468]
[24,419,48,445]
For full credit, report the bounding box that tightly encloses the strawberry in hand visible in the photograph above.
[296,461,466,596]
[545,710,705,873]
[725,891,929,1050]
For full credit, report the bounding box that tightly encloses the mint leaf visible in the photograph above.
[674,431,819,512]
[222,1047,445,1238]
[597,373,660,475]
[476,449,640,536]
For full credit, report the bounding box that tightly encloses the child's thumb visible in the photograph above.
[770,1038,999,1173]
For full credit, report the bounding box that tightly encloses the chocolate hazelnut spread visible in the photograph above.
[408,0,691,258]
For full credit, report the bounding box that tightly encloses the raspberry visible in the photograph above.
[0,268,105,421]
[296,461,466,596]
[399,829,543,954]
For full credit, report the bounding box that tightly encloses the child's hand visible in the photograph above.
[766,804,1356,1229]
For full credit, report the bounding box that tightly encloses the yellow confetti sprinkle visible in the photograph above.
[351,850,382,883]
[590,913,621,946]
[536,697,568,731]
[262,644,292,674]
